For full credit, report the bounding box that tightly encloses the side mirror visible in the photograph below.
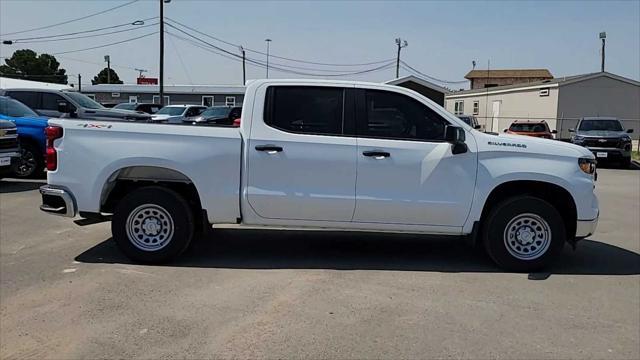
[474,124,481,130]
[552,129,558,134]
[445,125,467,155]
[503,128,508,133]
[569,128,575,132]
[627,129,634,133]
[57,101,70,114]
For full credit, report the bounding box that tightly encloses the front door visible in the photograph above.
[353,88,477,227]
[247,85,357,222]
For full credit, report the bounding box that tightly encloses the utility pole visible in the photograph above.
[239,46,246,85]
[265,39,272,79]
[395,38,408,78]
[104,55,111,83]
[159,0,168,106]
[78,74,81,92]
[599,32,606,72]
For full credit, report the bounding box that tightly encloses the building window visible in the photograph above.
[473,101,479,115]
[129,96,138,103]
[454,100,464,115]
[225,96,236,107]
[152,95,170,105]
[202,96,214,107]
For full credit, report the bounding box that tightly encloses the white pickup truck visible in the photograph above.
[40,79,599,271]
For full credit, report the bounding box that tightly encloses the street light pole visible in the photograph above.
[395,38,408,78]
[599,32,606,72]
[104,55,111,83]
[265,39,272,79]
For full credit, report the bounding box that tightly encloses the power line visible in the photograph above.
[13,23,159,44]
[167,33,193,85]
[167,30,396,77]
[56,55,139,71]
[400,60,467,84]
[2,17,157,42]
[51,31,158,55]
[165,17,394,67]
[0,0,141,36]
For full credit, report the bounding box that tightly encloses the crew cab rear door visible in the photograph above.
[246,85,357,222]
[353,86,477,227]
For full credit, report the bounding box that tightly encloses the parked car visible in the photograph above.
[504,120,557,139]
[570,117,634,167]
[0,89,151,122]
[0,119,21,177]
[457,115,481,129]
[150,105,206,123]
[187,106,242,125]
[113,102,163,114]
[40,79,599,272]
[0,96,48,178]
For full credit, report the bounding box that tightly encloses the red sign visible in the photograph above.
[137,77,158,85]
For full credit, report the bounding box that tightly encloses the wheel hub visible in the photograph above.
[126,204,174,252]
[503,213,552,260]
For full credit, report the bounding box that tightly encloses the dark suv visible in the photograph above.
[570,117,634,167]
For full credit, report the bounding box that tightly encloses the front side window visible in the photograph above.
[361,90,448,141]
[265,86,344,135]
[65,92,103,109]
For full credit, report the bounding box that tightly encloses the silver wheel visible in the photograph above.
[14,147,37,177]
[503,213,551,260]
[126,204,175,252]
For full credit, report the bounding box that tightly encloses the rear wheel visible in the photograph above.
[112,186,194,263]
[483,196,565,272]
[12,142,44,178]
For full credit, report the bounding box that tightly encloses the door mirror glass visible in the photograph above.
[503,128,508,133]
[474,124,481,130]
[551,129,558,134]
[445,125,465,143]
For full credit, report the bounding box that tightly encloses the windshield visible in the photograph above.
[578,119,623,131]
[155,107,186,116]
[201,107,231,117]
[509,123,548,132]
[114,103,137,110]
[0,97,39,117]
[65,92,104,109]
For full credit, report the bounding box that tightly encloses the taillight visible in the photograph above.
[232,118,241,127]
[45,126,63,171]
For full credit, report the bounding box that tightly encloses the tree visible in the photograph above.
[0,49,68,84]
[92,67,123,85]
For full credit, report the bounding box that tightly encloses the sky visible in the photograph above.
[0,0,639,89]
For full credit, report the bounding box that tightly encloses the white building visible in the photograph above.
[445,72,640,139]
[0,76,73,90]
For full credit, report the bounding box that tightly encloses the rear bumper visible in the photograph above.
[576,215,598,239]
[39,185,76,217]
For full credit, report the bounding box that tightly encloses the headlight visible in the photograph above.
[578,157,596,175]
[621,135,632,142]
[572,135,585,143]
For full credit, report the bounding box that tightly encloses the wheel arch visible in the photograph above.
[479,180,578,240]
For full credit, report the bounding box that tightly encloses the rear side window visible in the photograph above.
[6,91,39,109]
[264,86,344,135]
[359,89,448,141]
[42,93,67,111]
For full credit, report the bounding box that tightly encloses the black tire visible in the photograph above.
[621,157,632,169]
[483,196,566,272]
[112,186,194,263]
[12,142,44,179]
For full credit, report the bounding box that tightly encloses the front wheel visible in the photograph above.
[483,196,566,272]
[112,186,194,263]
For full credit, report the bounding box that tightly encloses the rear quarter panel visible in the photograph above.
[47,119,242,223]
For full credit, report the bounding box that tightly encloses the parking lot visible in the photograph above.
[0,167,638,359]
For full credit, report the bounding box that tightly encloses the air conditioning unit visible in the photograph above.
[539,88,549,97]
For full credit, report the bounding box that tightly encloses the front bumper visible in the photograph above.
[39,185,76,217]
[585,146,632,160]
[576,215,598,239]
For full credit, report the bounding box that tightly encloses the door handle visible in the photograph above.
[255,145,283,153]
[362,151,390,159]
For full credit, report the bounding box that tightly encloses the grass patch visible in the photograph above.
[632,151,640,161]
